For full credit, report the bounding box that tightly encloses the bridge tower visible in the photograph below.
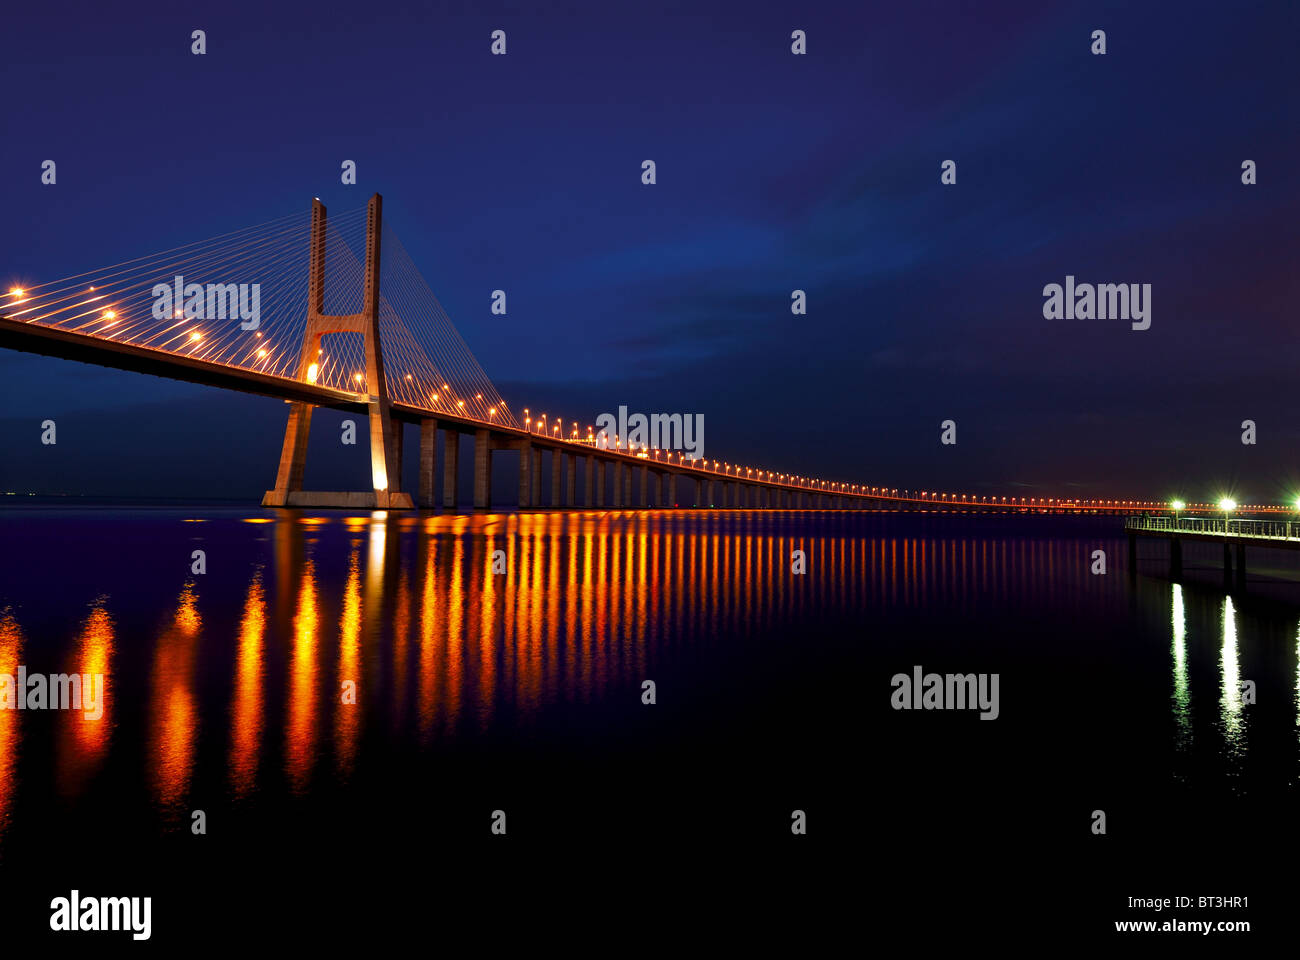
[262,193,414,509]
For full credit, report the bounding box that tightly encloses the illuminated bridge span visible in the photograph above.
[0,195,1279,512]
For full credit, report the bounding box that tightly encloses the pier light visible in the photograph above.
[1219,498,1236,512]
[1171,500,1185,513]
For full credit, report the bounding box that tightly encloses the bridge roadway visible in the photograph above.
[0,312,1224,514]
[1,312,871,510]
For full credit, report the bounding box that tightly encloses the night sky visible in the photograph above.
[2,0,1296,502]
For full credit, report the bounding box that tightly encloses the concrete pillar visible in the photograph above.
[595,460,605,507]
[518,438,532,508]
[612,463,623,507]
[640,464,650,507]
[704,480,713,506]
[650,470,661,507]
[391,422,404,490]
[623,463,633,506]
[418,419,438,508]
[663,472,673,507]
[565,454,575,506]
[551,449,561,507]
[531,449,542,506]
[442,429,460,508]
[473,429,492,509]
[584,455,594,506]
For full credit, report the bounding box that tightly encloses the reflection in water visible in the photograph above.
[286,558,320,794]
[0,612,24,845]
[8,510,1300,850]
[1219,597,1247,781]
[229,571,266,799]
[58,600,116,796]
[1170,585,1191,758]
[149,584,202,822]
[335,547,363,777]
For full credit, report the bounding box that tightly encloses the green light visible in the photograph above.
[1171,500,1185,512]
[1219,498,1237,512]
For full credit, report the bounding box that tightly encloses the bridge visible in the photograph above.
[0,195,1280,514]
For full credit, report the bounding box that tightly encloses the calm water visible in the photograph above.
[0,506,1294,938]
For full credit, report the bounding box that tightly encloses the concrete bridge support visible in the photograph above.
[443,430,460,508]
[663,472,673,507]
[518,439,533,508]
[640,464,650,507]
[596,461,606,507]
[565,454,575,506]
[473,429,492,509]
[585,456,595,507]
[418,419,438,508]
[551,450,562,507]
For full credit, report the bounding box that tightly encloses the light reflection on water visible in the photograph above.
[1,509,1300,848]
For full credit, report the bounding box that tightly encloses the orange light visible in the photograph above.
[189,331,202,342]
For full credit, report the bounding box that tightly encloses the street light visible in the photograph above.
[1219,497,1236,535]
[1171,499,1185,527]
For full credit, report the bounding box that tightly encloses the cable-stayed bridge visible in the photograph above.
[0,195,1265,515]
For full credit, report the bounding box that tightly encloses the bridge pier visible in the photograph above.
[663,472,673,507]
[640,464,650,507]
[596,461,606,507]
[551,450,562,507]
[565,454,575,506]
[518,438,533,508]
[585,456,595,507]
[418,419,438,508]
[473,429,492,509]
[443,430,460,507]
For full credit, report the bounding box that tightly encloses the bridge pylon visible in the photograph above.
[262,193,414,509]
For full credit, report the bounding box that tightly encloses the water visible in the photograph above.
[0,506,1293,940]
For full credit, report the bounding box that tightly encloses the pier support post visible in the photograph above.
[551,450,561,507]
[518,438,533,508]
[596,460,605,507]
[584,456,594,506]
[565,454,575,506]
[612,463,623,507]
[640,464,650,507]
[473,429,492,509]
[418,419,438,508]
[442,429,460,508]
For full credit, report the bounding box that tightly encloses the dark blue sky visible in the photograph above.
[2,0,1296,502]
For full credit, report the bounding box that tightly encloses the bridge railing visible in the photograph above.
[1125,515,1300,540]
